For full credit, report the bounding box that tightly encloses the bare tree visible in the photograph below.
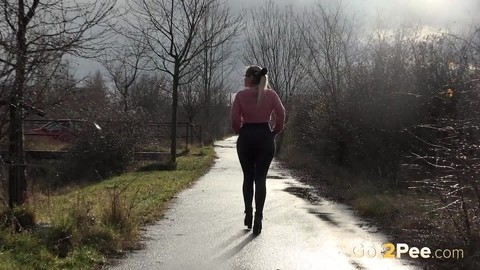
[405,30,480,259]
[199,1,240,142]
[300,2,358,115]
[293,2,360,165]
[100,37,150,112]
[28,59,80,118]
[127,0,241,164]
[179,77,202,124]
[243,0,306,106]
[130,73,170,120]
[81,70,110,115]
[0,0,117,206]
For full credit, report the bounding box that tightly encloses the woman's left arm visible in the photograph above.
[271,91,286,135]
[231,93,242,134]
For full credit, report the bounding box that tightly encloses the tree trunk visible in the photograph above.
[9,0,27,207]
[170,63,180,165]
[8,97,26,208]
[123,89,129,112]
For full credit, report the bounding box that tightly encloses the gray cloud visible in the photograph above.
[354,0,479,29]
[76,0,480,79]
[231,0,479,28]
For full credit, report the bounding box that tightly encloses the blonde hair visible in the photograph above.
[245,65,269,107]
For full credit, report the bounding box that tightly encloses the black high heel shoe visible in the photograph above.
[253,213,262,235]
[244,209,253,229]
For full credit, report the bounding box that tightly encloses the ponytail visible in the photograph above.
[256,68,268,107]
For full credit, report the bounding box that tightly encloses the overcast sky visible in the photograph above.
[76,0,480,81]
[232,0,479,29]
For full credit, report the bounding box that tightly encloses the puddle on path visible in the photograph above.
[267,175,286,179]
[283,186,323,204]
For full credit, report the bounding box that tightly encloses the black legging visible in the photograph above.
[236,123,275,215]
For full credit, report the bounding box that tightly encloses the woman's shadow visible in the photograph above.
[212,229,256,262]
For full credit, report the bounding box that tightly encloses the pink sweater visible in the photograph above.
[231,88,286,135]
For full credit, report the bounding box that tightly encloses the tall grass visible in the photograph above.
[0,146,215,269]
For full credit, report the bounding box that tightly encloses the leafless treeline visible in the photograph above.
[1,0,480,262]
[244,1,480,266]
[0,0,241,206]
[0,0,117,206]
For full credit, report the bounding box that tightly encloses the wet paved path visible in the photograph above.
[110,136,419,270]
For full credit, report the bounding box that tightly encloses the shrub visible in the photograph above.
[63,113,149,182]
[0,205,36,232]
[42,224,74,258]
[79,225,121,255]
[100,182,139,238]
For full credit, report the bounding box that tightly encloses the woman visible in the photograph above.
[230,65,286,235]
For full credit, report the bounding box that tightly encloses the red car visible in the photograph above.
[27,120,101,141]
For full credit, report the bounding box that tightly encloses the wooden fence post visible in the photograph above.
[190,124,193,144]
[185,123,189,150]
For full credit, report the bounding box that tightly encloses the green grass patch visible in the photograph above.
[346,182,391,218]
[0,145,216,270]
[345,182,432,221]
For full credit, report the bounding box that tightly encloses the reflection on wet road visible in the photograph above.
[110,136,419,270]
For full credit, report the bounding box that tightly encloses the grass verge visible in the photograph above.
[0,145,216,270]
